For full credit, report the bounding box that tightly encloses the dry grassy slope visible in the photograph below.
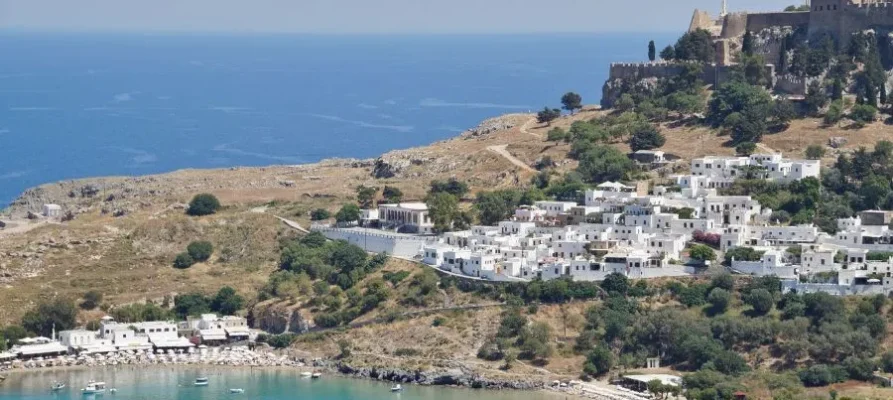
[0,109,890,327]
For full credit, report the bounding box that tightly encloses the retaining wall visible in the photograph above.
[313,226,436,258]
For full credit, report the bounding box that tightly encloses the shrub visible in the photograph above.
[546,127,568,142]
[81,290,103,310]
[314,312,341,328]
[335,203,361,223]
[393,348,422,357]
[583,346,613,377]
[310,208,331,221]
[744,288,774,315]
[707,288,731,314]
[849,104,877,127]
[173,252,195,269]
[823,100,844,126]
[267,334,297,349]
[735,142,757,156]
[186,241,213,262]
[432,316,447,327]
[187,193,221,216]
[805,145,826,160]
[799,364,847,387]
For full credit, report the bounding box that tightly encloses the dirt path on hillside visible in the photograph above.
[519,116,542,138]
[487,144,536,173]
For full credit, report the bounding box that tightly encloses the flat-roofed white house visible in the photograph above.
[378,202,434,234]
[43,204,62,217]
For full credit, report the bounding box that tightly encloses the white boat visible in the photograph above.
[52,382,66,391]
[390,384,403,392]
[194,377,209,386]
[81,381,107,395]
[300,372,312,378]
[230,388,245,394]
[311,372,322,379]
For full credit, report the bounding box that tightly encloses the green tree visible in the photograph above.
[601,273,629,295]
[616,93,636,112]
[429,178,469,198]
[689,244,717,262]
[674,29,715,62]
[382,186,403,204]
[742,31,754,55]
[518,321,554,362]
[805,145,826,160]
[736,142,757,156]
[355,185,378,208]
[648,40,656,61]
[546,127,567,143]
[187,193,221,216]
[744,288,774,315]
[173,252,195,269]
[881,351,893,373]
[707,288,731,314]
[824,100,845,126]
[577,145,637,183]
[174,293,211,318]
[771,99,797,129]
[187,241,213,262]
[81,290,103,310]
[476,190,522,226]
[561,92,583,114]
[537,107,561,126]
[708,81,772,142]
[660,45,675,60]
[849,104,877,127]
[21,298,78,336]
[310,208,331,221]
[335,203,361,223]
[804,81,828,116]
[425,192,459,234]
[2,325,28,347]
[628,124,666,151]
[584,346,614,377]
[211,286,244,315]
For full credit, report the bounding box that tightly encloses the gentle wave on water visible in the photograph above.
[0,32,676,206]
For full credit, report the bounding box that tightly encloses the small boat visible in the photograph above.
[300,372,312,378]
[390,384,403,392]
[81,381,107,395]
[230,388,245,394]
[311,372,322,379]
[194,377,209,386]
[109,388,117,394]
[52,382,66,391]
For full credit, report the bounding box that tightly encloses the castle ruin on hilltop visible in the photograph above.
[604,0,893,104]
[693,0,893,49]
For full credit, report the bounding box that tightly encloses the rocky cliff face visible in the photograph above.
[250,301,311,334]
[601,77,659,109]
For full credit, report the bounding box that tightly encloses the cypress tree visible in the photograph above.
[648,40,656,62]
[742,31,754,55]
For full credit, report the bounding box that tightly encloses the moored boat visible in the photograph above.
[390,384,403,392]
[81,381,107,395]
[194,377,209,386]
[230,388,245,394]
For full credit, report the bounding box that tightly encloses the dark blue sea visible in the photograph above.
[0,32,675,206]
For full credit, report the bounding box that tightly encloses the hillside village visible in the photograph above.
[7,1,893,399]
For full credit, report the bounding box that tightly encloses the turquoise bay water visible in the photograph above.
[0,367,556,400]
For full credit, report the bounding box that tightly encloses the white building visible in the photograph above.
[42,204,62,218]
[378,203,434,234]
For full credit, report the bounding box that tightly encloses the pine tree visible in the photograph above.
[742,31,754,55]
[648,40,656,62]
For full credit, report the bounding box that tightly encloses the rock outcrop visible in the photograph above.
[331,362,544,390]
